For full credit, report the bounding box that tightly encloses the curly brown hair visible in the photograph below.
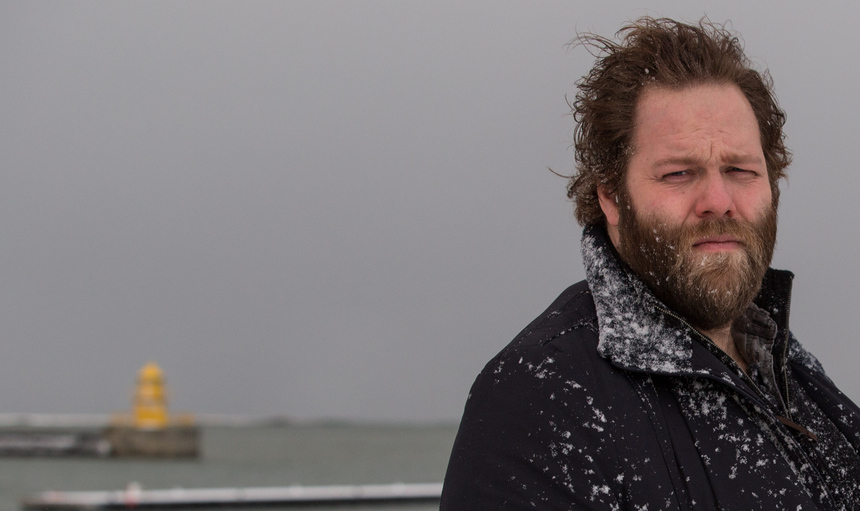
[567,17,791,226]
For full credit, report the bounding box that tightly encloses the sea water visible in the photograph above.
[0,423,457,511]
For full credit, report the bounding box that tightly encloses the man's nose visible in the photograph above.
[694,173,734,218]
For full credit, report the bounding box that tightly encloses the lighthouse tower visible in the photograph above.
[133,362,169,429]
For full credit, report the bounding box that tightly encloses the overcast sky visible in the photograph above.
[2,1,860,423]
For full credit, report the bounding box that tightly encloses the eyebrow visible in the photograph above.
[653,154,765,169]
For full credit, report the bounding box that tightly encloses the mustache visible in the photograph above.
[678,218,760,247]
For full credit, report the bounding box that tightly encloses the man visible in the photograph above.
[441,18,860,510]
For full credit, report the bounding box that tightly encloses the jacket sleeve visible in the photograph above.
[440,344,625,510]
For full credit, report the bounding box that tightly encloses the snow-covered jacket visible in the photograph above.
[441,226,860,510]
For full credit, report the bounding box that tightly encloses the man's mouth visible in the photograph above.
[692,235,742,252]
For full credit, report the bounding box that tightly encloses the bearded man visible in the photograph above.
[441,18,860,510]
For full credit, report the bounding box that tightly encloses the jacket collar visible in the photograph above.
[581,224,795,377]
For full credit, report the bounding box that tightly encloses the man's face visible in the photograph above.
[598,84,777,331]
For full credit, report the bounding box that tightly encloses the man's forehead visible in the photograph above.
[630,83,764,164]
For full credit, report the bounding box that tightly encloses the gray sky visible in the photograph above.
[2,1,859,422]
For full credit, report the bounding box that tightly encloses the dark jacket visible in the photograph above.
[441,226,860,510]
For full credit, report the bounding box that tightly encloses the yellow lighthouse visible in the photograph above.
[133,362,169,429]
[104,362,199,457]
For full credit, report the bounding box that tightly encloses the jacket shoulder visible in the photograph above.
[787,332,828,377]
[788,333,860,450]
[506,280,598,352]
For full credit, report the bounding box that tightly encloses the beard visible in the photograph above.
[616,196,777,331]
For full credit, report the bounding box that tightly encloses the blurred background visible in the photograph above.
[2,0,859,425]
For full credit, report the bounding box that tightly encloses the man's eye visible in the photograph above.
[662,171,689,180]
[729,166,757,173]
[727,167,758,177]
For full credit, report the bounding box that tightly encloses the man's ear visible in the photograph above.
[597,186,620,228]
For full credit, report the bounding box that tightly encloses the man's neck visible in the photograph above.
[698,324,748,373]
